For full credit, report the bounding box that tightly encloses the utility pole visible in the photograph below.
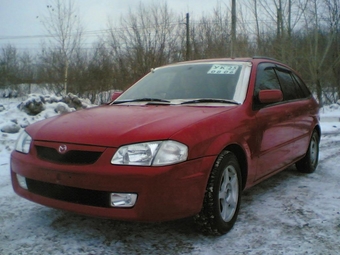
[277,0,283,39]
[288,0,291,37]
[231,0,236,57]
[186,13,190,61]
[277,8,281,38]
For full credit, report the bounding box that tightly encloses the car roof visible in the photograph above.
[163,57,291,71]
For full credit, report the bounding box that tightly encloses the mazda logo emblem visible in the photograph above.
[58,145,68,154]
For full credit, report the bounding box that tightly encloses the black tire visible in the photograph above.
[194,151,242,235]
[296,130,319,173]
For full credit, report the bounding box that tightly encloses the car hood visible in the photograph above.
[27,104,237,147]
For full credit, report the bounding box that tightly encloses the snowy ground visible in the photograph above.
[0,97,339,255]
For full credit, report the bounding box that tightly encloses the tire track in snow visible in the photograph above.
[319,138,340,163]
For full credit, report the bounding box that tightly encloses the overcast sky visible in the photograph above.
[0,0,228,51]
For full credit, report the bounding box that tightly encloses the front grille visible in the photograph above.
[26,178,111,208]
[36,146,102,165]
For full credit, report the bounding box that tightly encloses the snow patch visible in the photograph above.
[0,95,340,254]
[0,94,95,134]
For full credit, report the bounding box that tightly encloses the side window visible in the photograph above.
[292,73,311,98]
[254,63,281,107]
[255,64,281,93]
[275,68,305,101]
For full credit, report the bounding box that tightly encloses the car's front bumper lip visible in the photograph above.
[11,150,215,222]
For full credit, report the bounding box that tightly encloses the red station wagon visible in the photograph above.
[11,57,320,235]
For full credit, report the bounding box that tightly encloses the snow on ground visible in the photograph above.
[0,96,339,255]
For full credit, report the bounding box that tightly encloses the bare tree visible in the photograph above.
[0,44,19,88]
[19,51,36,94]
[326,0,340,101]
[190,4,231,59]
[38,44,66,95]
[40,0,83,95]
[1,0,338,104]
[301,0,340,105]
[106,2,180,89]
[243,0,309,61]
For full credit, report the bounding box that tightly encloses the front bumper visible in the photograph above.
[11,148,215,222]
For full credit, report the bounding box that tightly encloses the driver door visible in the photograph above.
[253,63,295,180]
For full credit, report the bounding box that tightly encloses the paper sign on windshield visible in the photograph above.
[207,65,239,74]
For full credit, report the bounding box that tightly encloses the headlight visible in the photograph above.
[111,140,188,166]
[15,131,32,154]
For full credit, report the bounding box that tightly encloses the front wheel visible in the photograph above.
[194,151,242,235]
[296,130,320,173]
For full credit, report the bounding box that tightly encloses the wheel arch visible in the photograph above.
[314,124,321,141]
[224,144,248,190]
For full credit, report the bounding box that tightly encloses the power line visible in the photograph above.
[0,19,275,42]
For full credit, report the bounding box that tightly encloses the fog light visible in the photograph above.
[16,174,28,190]
[110,193,137,207]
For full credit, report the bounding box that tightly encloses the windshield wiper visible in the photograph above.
[111,98,170,105]
[180,98,240,105]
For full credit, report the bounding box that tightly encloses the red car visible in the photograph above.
[11,57,320,235]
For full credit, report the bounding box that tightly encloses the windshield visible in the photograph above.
[117,62,250,104]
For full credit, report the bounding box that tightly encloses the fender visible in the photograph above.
[203,132,257,189]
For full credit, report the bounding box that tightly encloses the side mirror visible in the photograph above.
[258,89,283,104]
[111,91,123,101]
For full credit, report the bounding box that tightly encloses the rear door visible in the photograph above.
[275,66,316,159]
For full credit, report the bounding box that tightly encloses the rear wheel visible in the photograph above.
[296,130,319,173]
[194,151,242,235]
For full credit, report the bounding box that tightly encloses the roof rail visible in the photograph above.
[252,56,278,61]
